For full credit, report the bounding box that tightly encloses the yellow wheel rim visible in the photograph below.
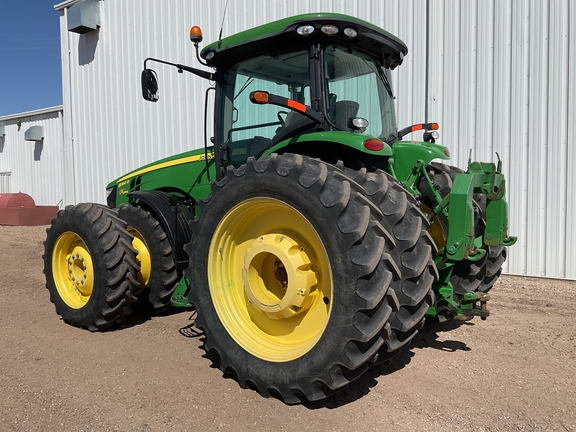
[127,226,151,290]
[208,197,333,362]
[51,232,95,309]
[421,203,447,249]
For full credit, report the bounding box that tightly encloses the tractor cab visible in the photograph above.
[201,14,407,170]
[142,13,408,174]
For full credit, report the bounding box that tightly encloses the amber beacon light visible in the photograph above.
[190,26,203,43]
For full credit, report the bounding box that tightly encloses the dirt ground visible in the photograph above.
[1,225,575,432]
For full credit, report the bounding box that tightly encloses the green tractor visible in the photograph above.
[43,13,516,403]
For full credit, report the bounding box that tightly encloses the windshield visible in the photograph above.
[220,50,311,167]
[324,44,397,141]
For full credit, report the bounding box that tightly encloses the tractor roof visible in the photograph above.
[201,13,408,69]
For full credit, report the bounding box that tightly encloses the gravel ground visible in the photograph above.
[1,224,575,431]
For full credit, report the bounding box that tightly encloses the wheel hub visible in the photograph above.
[68,246,93,297]
[52,231,95,309]
[242,233,318,319]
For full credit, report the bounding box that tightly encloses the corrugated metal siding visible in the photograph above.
[57,0,574,279]
[0,107,65,206]
[0,172,11,193]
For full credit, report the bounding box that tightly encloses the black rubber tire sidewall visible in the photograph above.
[43,203,138,331]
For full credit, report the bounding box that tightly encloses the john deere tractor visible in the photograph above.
[44,13,516,403]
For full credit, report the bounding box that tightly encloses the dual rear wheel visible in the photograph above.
[44,203,179,331]
[185,154,436,403]
[43,203,139,331]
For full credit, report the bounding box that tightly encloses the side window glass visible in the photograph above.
[324,44,397,140]
[222,51,310,166]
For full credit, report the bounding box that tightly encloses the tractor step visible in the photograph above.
[170,277,193,308]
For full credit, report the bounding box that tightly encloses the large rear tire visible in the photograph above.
[185,154,435,403]
[43,203,139,331]
[324,158,437,361]
[118,204,180,312]
[419,162,507,298]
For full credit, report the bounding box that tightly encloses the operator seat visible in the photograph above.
[332,100,360,131]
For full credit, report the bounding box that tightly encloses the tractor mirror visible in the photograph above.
[141,69,159,102]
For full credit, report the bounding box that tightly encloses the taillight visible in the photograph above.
[363,138,384,151]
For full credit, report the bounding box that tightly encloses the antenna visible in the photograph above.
[218,0,231,48]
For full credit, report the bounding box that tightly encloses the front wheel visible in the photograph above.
[185,154,434,403]
[43,203,139,331]
[118,204,180,312]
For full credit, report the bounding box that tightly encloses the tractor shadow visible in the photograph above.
[115,303,194,330]
[305,319,473,409]
[410,318,473,352]
[178,310,203,338]
[177,314,472,409]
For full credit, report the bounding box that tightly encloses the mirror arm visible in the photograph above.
[144,57,214,81]
[176,64,214,81]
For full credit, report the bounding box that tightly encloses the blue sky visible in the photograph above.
[0,0,62,116]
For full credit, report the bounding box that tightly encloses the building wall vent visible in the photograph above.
[25,126,44,142]
[68,0,100,34]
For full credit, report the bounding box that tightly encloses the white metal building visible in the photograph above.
[0,106,65,206]
[41,0,576,279]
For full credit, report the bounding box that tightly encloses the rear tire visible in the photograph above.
[43,203,139,331]
[185,154,435,403]
[419,162,507,298]
[324,158,437,361]
[118,204,180,312]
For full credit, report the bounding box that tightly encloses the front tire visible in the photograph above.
[118,204,180,312]
[43,203,139,331]
[185,154,434,403]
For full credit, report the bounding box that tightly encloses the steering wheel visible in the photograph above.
[277,111,289,127]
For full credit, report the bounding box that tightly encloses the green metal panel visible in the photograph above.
[107,147,216,207]
[444,162,517,262]
[389,140,450,184]
[265,131,393,157]
[202,13,407,58]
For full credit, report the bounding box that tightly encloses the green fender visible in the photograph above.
[389,140,450,193]
[265,131,393,157]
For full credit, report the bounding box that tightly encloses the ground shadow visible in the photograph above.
[176,314,473,408]
[410,318,473,352]
[111,302,193,331]
[177,312,419,408]
[179,310,203,338]
[304,349,417,409]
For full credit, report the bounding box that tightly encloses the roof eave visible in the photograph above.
[54,0,83,11]
[0,106,64,122]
